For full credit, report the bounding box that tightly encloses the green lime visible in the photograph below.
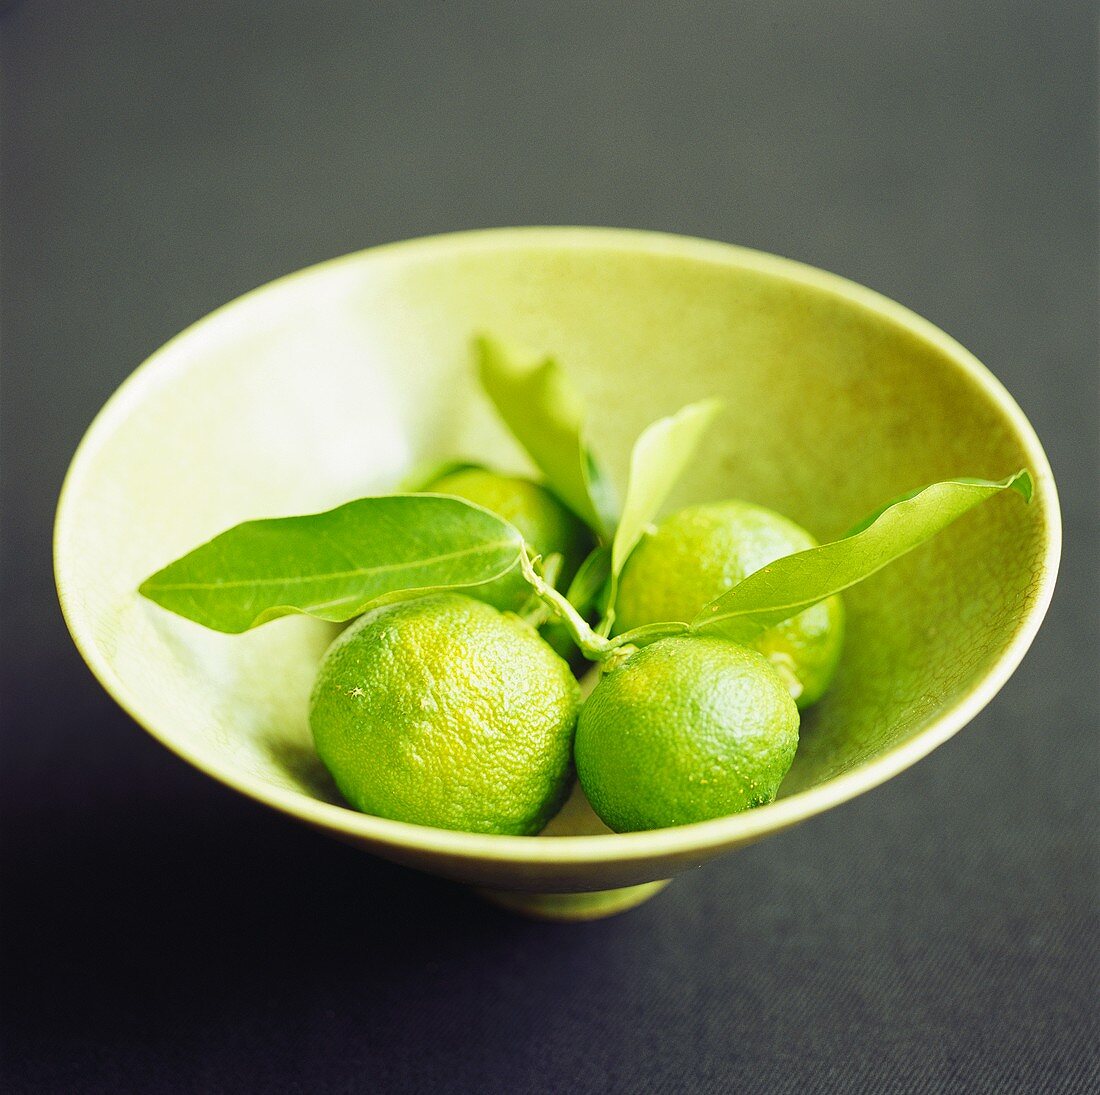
[614,500,844,707]
[575,636,800,832]
[427,468,592,597]
[309,593,580,835]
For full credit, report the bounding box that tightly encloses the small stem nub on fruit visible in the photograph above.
[600,643,638,674]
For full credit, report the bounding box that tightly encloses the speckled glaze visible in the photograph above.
[55,228,1060,918]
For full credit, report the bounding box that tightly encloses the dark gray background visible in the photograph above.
[2,2,1097,1091]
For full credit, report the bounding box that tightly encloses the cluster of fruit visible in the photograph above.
[310,467,838,835]
[138,338,1029,837]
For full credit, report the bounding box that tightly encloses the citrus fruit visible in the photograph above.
[614,500,844,707]
[309,593,580,835]
[427,468,592,601]
[574,636,800,832]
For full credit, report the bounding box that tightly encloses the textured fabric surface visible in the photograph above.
[2,2,1096,1091]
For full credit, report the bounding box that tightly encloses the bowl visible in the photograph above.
[55,228,1060,920]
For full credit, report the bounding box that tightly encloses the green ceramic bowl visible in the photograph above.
[55,228,1060,920]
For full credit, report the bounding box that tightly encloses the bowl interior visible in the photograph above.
[56,229,1056,891]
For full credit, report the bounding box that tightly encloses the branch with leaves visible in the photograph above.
[139,337,1033,666]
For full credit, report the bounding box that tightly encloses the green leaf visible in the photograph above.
[566,544,612,615]
[138,494,526,633]
[475,336,616,536]
[693,470,1033,642]
[611,399,723,581]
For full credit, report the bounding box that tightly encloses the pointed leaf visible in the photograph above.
[693,471,1033,642]
[139,494,526,633]
[611,399,722,579]
[475,336,616,535]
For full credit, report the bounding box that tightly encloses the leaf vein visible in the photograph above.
[144,538,518,593]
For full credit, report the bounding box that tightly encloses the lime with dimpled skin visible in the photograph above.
[575,635,801,833]
[310,592,581,836]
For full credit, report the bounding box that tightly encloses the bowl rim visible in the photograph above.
[54,225,1062,867]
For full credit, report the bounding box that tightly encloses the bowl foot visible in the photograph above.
[475,879,671,921]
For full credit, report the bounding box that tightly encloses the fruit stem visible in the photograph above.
[519,550,612,661]
[604,620,693,650]
[518,553,562,628]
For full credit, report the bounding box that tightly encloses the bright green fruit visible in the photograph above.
[427,468,592,599]
[614,500,844,707]
[575,636,800,832]
[309,593,580,835]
